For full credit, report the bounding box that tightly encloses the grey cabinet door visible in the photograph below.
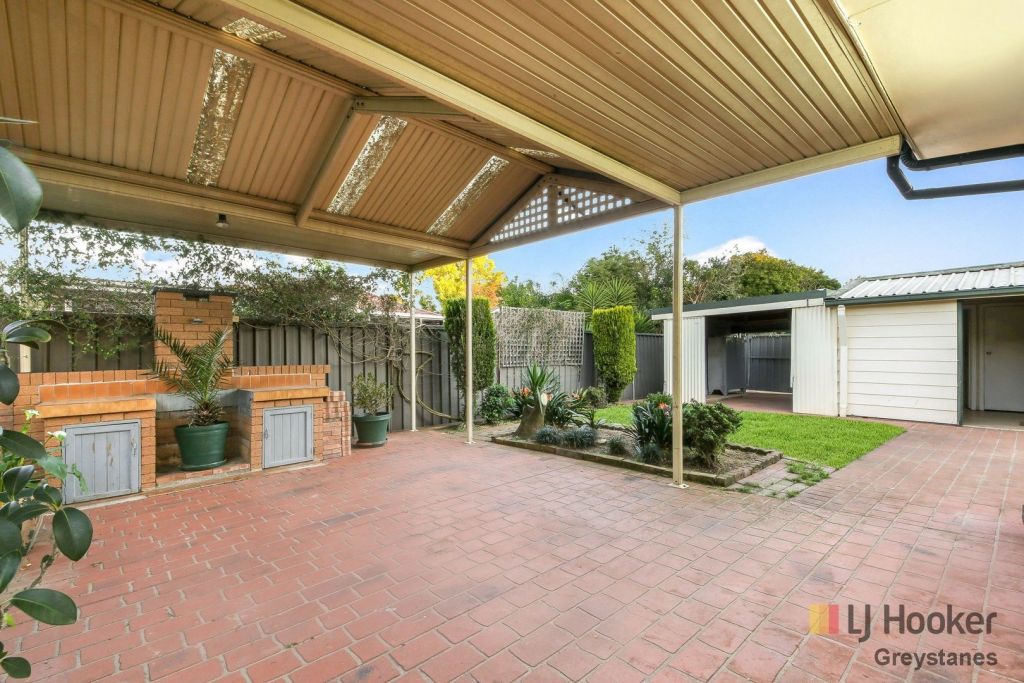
[263,406,313,468]
[62,421,141,503]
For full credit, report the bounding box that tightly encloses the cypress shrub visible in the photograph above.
[443,297,497,396]
[591,305,637,402]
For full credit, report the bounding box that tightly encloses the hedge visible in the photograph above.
[591,305,636,402]
[443,297,497,398]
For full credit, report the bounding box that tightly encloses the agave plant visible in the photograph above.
[151,327,233,426]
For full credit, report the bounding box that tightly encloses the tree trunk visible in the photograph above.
[514,404,545,439]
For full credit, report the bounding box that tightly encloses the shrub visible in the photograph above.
[151,327,233,426]
[534,425,563,445]
[635,441,665,465]
[581,386,608,409]
[628,401,673,451]
[646,392,672,408]
[591,305,637,402]
[544,390,580,428]
[684,401,742,469]
[443,297,497,396]
[607,434,632,456]
[514,363,558,438]
[479,384,513,424]
[562,426,597,449]
[351,373,395,415]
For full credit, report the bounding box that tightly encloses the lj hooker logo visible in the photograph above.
[809,604,999,669]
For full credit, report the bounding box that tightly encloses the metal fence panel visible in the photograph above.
[745,335,791,392]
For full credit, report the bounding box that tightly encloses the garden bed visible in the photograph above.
[491,429,781,486]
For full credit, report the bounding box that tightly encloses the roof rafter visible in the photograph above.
[296,100,356,228]
[218,0,683,205]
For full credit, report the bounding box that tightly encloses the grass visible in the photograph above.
[730,412,904,469]
[593,403,906,470]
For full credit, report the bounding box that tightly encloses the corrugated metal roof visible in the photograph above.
[833,262,1024,302]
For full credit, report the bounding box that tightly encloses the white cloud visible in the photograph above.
[690,236,772,264]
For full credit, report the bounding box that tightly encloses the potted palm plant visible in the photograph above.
[351,373,394,447]
[151,327,233,471]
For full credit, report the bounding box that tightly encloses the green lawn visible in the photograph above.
[594,404,905,469]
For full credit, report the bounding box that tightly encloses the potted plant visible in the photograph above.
[351,373,394,447]
[151,327,233,471]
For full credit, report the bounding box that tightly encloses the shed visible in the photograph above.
[653,262,1024,429]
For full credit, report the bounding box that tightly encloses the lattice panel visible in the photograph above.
[495,307,585,368]
[554,186,631,224]
[489,181,633,244]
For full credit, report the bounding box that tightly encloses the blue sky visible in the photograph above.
[487,156,1024,289]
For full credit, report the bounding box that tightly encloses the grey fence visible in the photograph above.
[724,334,791,393]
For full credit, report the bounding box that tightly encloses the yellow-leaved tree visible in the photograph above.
[425,256,505,307]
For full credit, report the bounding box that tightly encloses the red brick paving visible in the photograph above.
[10,422,1024,681]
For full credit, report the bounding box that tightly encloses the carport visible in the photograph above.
[3,0,1023,485]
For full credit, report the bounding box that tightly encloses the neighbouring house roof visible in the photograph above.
[831,261,1024,304]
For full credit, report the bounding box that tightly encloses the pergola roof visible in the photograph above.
[2,0,1019,270]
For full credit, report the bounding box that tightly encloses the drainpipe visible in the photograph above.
[465,258,474,444]
[837,305,848,417]
[671,205,687,488]
[408,270,417,432]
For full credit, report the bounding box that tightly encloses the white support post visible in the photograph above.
[671,205,687,488]
[408,271,417,432]
[465,258,474,444]
[837,305,848,418]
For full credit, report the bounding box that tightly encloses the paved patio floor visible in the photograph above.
[14,423,1024,682]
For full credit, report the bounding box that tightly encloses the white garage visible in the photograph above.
[654,262,1024,428]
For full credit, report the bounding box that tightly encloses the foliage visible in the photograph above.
[0,158,94,679]
[425,256,505,307]
[519,363,558,413]
[627,401,673,452]
[580,386,608,409]
[732,251,840,297]
[543,390,580,428]
[561,425,597,449]
[683,401,743,469]
[572,405,608,431]
[499,277,563,309]
[351,373,395,415]
[533,425,562,446]
[646,392,672,408]
[150,328,233,427]
[635,441,664,465]
[575,278,635,326]
[479,385,513,425]
[607,434,632,457]
[443,298,497,403]
[729,412,904,469]
[590,305,636,402]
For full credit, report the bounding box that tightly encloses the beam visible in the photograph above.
[296,100,355,227]
[218,0,682,205]
[415,120,554,175]
[19,149,469,259]
[353,96,462,118]
[410,255,463,272]
[679,136,901,204]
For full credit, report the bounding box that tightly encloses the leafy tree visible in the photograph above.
[500,277,551,308]
[442,298,497,421]
[732,250,840,297]
[425,256,505,307]
[591,305,637,402]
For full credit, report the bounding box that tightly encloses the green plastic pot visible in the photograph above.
[175,421,229,471]
[353,412,391,447]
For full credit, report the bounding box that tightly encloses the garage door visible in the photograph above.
[263,406,314,468]
[62,420,141,503]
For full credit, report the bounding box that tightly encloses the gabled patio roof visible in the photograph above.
[1,0,1019,270]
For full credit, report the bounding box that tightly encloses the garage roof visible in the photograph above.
[2,1,1019,269]
[832,262,1024,304]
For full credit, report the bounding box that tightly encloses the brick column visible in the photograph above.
[153,288,235,365]
[323,390,351,460]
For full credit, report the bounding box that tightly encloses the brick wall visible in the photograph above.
[153,289,234,367]
[324,390,350,460]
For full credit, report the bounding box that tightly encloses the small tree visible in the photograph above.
[443,298,497,417]
[591,305,636,402]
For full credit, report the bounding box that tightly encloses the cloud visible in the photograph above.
[690,236,772,264]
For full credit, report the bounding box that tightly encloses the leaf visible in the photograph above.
[5,326,50,345]
[0,519,21,556]
[0,431,46,462]
[10,589,77,625]
[0,551,21,593]
[33,484,62,506]
[52,508,92,561]
[0,656,31,678]
[0,366,17,405]
[2,465,34,498]
[8,501,48,525]
[0,147,42,231]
